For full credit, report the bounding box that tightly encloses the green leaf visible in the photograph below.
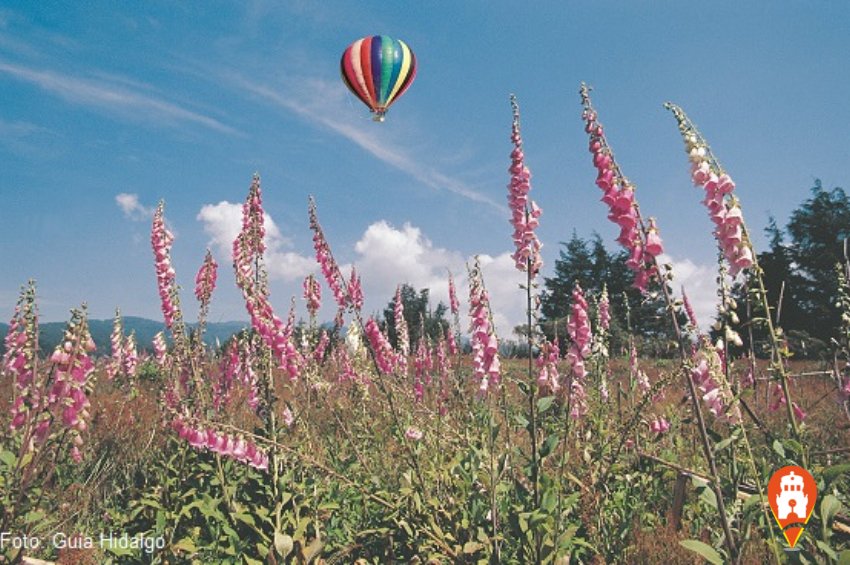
[539,434,560,459]
[24,510,45,524]
[679,539,723,565]
[783,439,803,457]
[0,450,16,468]
[823,463,850,483]
[463,541,484,554]
[541,488,557,513]
[234,512,257,528]
[772,439,785,458]
[537,396,556,414]
[821,495,843,527]
[173,537,198,554]
[837,549,850,565]
[713,436,736,453]
[816,540,838,560]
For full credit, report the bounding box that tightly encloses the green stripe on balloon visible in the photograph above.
[379,34,394,106]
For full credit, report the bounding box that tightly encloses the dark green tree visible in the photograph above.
[733,181,849,358]
[381,284,449,349]
[540,232,672,356]
[786,180,850,342]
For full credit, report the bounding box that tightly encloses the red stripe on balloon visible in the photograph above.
[342,45,370,108]
[359,36,377,109]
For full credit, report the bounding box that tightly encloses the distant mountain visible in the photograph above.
[0,317,249,357]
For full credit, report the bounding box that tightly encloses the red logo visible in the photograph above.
[767,466,817,548]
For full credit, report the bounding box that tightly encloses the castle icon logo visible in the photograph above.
[768,465,817,549]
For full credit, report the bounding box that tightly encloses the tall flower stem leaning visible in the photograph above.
[580,84,738,559]
[308,196,426,493]
[664,102,804,459]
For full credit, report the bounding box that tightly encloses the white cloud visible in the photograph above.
[224,73,505,213]
[0,59,239,135]
[196,201,313,283]
[115,192,155,221]
[350,220,527,339]
[659,253,719,330]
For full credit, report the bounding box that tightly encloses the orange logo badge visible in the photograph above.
[767,466,817,548]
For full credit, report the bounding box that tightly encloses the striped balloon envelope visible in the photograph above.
[340,35,417,122]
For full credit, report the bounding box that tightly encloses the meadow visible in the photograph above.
[1,88,849,564]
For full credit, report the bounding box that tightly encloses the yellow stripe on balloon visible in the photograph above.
[387,40,412,105]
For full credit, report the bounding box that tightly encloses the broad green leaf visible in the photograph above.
[173,537,197,553]
[823,463,850,483]
[679,539,723,565]
[234,512,256,528]
[537,396,556,414]
[539,434,560,459]
[24,509,45,524]
[816,539,838,560]
[713,436,736,453]
[0,450,16,468]
[821,495,843,527]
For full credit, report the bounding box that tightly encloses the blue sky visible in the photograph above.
[2,2,849,338]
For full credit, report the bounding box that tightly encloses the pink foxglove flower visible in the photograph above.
[413,336,433,403]
[122,333,138,379]
[194,249,218,306]
[435,337,452,416]
[690,342,741,424]
[106,309,123,381]
[536,337,561,394]
[233,176,301,380]
[282,406,295,428]
[469,261,501,396]
[151,202,178,328]
[309,197,348,314]
[649,417,671,434]
[46,308,96,460]
[598,285,611,332]
[448,272,460,317]
[566,283,592,418]
[364,317,396,375]
[507,95,543,275]
[666,103,755,277]
[580,84,660,293]
[303,274,322,319]
[312,329,329,363]
[644,217,664,257]
[394,285,410,373]
[4,284,39,433]
[348,266,363,311]
[682,287,699,330]
[152,331,168,367]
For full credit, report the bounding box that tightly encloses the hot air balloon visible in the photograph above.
[340,35,417,122]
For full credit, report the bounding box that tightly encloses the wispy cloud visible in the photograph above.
[0,59,239,135]
[115,193,155,221]
[225,73,505,213]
